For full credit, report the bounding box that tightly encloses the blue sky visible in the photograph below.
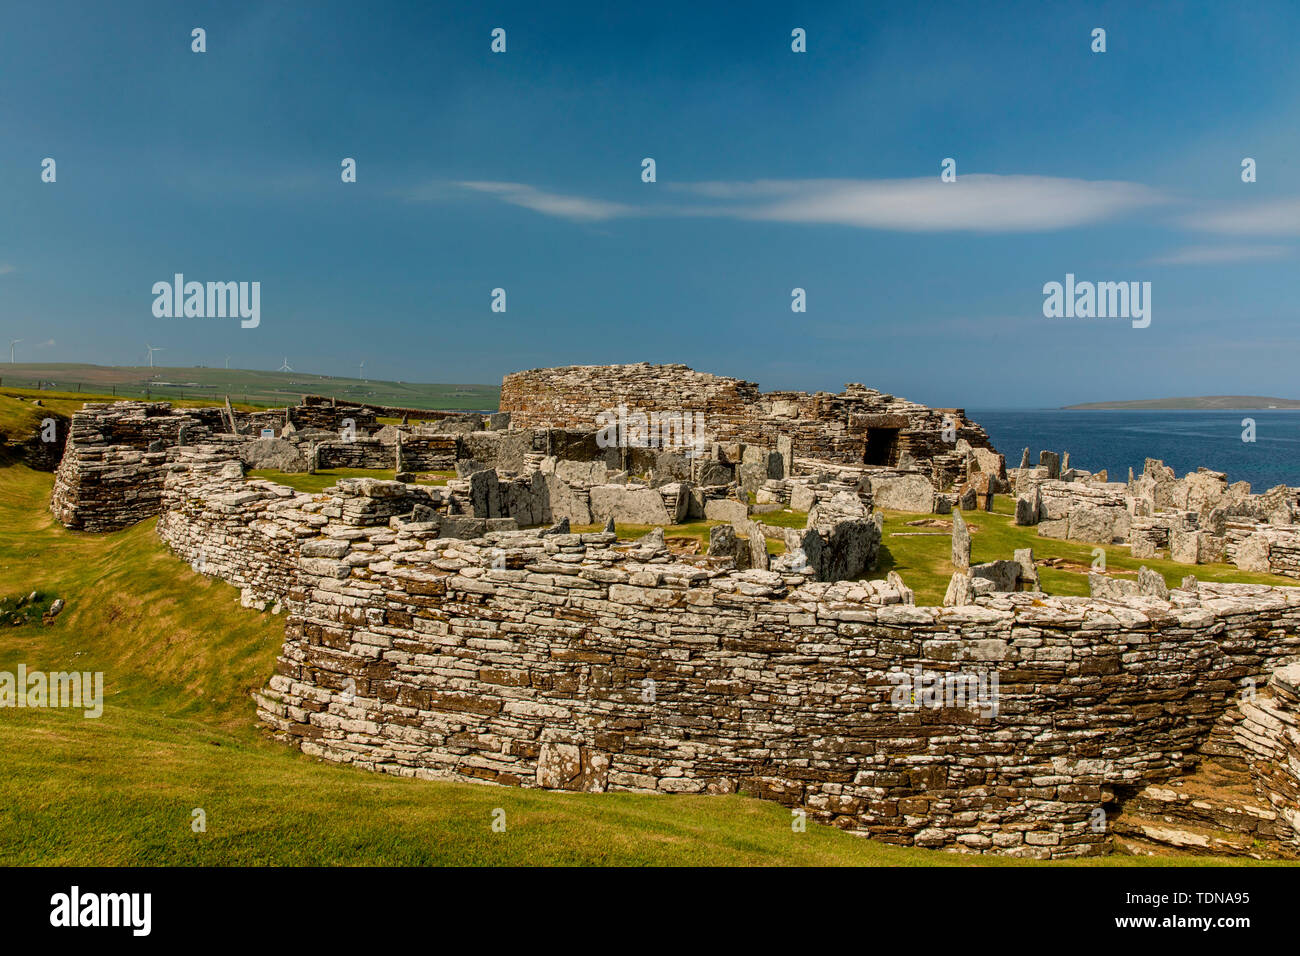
[1,0,1297,407]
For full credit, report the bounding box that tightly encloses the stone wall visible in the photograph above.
[288,397,379,432]
[396,435,459,472]
[1230,523,1300,579]
[50,402,222,531]
[499,363,994,486]
[1234,663,1300,851]
[314,438,397,471]
[150,449,1300,858]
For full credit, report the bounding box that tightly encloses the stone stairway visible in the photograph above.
[1110,706,1298,860]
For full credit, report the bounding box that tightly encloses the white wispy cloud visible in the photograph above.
[457,181,636,222]
[454,174,1164,232]
[669,175,1165,232]
[1181,197,1300,236]
[1148,244,1293,265]
[0,263,15,275]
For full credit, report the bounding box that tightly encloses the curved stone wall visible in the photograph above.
[153,446,1300,858]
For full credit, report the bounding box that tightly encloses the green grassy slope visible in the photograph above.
[0,462,1278,865]
[0,363,500,411]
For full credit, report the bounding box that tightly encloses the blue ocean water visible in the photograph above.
[969,409,1300,492]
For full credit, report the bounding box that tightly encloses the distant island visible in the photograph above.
[1064,396,1300,410]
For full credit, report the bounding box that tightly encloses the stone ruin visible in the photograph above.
[500,362,1002,490]
[1008,450,1300,581]
[35,369,1300,859]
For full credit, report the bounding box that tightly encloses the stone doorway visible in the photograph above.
[863,427,900,466]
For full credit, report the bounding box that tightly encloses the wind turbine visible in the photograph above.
[145,344,164,368]
[224,356,230,369]
[359,360,366,382]
[278,358,293,372]
[8,339,20,364]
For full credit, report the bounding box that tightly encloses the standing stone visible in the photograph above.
[641,527,666,552]
[1205,506,1227,535]
[1038,450,1060,480]
[1013,548,1039,591]
[776,435,793,480]
[868,474,935,513]
[1137,566,1169,599]
[708,524,738,558]
[468,469,502,519]
[885,570,913,604]
[1014,493,1037,526]
[1062,452,1070,471]
[1169,529,1201,565]
[951,509,970,570]
[744,521,770,571]
[943,572,975,607]
[1089,572,1139,600]
[695,461,734,487]
[603,516,615,533]
[1019,447,1031,469]
[1235,532,1271,573]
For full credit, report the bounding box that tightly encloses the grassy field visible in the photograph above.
[0,363,500,411]
[0,386,260,443]
[875,500,1294,605]
[579,499,1293,603]
[0,460,1284,866]
[247,468,456,493]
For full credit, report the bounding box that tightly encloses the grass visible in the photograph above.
[0,461,1282,865]
[0,394,50,444]
[1,385,258,422]
[0,363,500,411]
[571,497,1296,602]
[246,468,456,494]
[875,497,1295,605]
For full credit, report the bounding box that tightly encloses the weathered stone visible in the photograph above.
[951,509,970,570]
[540,517,571,537]
[1013,548,1040,590]
[942,572,975,606]
[1038,450,1060,480]
[589,485,671,526]
[1235,532,1272,573]
[870,474,935,513]
[703,497,749,526]
[1137,566,1169,599]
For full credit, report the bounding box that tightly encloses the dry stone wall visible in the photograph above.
[50,402,223,531]
[500,363,994,486]
[1234,663,1300,851]
[149,448,1300,858]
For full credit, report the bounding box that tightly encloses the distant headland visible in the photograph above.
[1064,396,1300,410]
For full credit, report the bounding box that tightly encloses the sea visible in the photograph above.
[969,409,1300,492]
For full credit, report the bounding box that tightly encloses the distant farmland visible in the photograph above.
[0,363,500,411]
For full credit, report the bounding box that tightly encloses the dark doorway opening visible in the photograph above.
[863,428,900,466]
